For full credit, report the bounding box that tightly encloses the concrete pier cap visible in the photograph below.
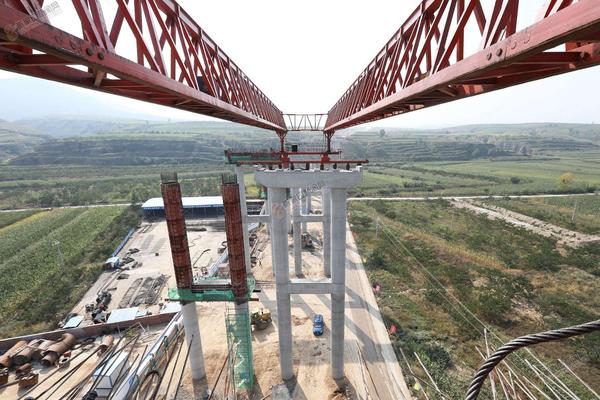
[254,167,363,189]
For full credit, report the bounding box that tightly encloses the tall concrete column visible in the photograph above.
[270,188,294,380]
[301,189,307,233]
[322,187,332,278]
[330,188,347,380]
[306,190,312,214]
[235,166,252,274]
[181,302,206,380]
[267,188,276,276]
[292,188,302,276]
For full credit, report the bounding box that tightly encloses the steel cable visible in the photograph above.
[465,319,600,400]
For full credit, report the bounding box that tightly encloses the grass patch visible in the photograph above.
[349,199,600,398]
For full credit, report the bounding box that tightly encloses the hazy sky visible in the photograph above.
[1,0,599,128]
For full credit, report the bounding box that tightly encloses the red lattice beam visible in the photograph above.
[325,0,600,132]
[0,0,285,131]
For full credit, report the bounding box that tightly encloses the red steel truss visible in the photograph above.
[1,1,600,135]
[283,113,327,131]
[325,0,600,132]
[0,0,286,131]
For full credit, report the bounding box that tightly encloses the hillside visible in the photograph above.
[349,199,600,398]
[339,123,600,162]
[0,120,49,162]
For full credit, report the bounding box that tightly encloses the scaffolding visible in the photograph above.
[167,277,256,303]
[225,306,254,394]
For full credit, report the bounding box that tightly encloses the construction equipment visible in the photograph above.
[301,233,314,249]
[250,309,272,331]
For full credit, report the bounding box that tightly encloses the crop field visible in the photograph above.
[0,209,41,228]
[0,164,227,209]
[349,151,600,197]
[0,206,140,337]
[484,195,600,235]
[349,200,600,398]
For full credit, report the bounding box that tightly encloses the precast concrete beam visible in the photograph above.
[289,278,332,295]
[247,214,270,224]
[296,214,323,223]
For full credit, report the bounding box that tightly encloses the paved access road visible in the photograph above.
[344,224,414,399]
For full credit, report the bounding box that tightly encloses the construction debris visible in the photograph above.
[98,335,114,355]
[0,340,26,368]
[18,372,39,388]
[41,333,77,367]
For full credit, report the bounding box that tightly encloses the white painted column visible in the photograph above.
[330,188,347,380]
[235,166,252,274]
[270,187,294,380]
[181,302,206,380]
[306,189,312,214]
[322,187,332,278]
[292,188,302,276]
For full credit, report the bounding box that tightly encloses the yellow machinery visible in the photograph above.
[250,309,272,330]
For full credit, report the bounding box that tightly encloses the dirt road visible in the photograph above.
[450,198,600,247]
[348,192,597,202]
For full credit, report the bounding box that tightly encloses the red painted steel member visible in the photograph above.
[221,175,249,301]
[160,173,193,289]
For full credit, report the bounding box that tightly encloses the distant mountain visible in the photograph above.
[16,117,153,138]
[0,77,163,121]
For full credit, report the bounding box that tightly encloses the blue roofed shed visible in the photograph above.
[142,196,224,219]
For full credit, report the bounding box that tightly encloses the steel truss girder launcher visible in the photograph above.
[325,0,600,132]
[0,0,286,131]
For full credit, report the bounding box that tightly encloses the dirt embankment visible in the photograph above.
[450,198,600,248]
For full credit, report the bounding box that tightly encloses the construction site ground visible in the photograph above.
[172,196,412,400]
[48,198,410,399]
[71,219,227,321]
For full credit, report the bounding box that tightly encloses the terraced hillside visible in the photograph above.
[0,206,140,337]
[0,120,49,162]
[349,199,600,399]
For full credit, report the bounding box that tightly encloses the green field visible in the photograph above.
[349,199,600,398]
[484,195,600,235]
[0,206,141,337]
[0,209,41,228]
[347,152,600,198]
